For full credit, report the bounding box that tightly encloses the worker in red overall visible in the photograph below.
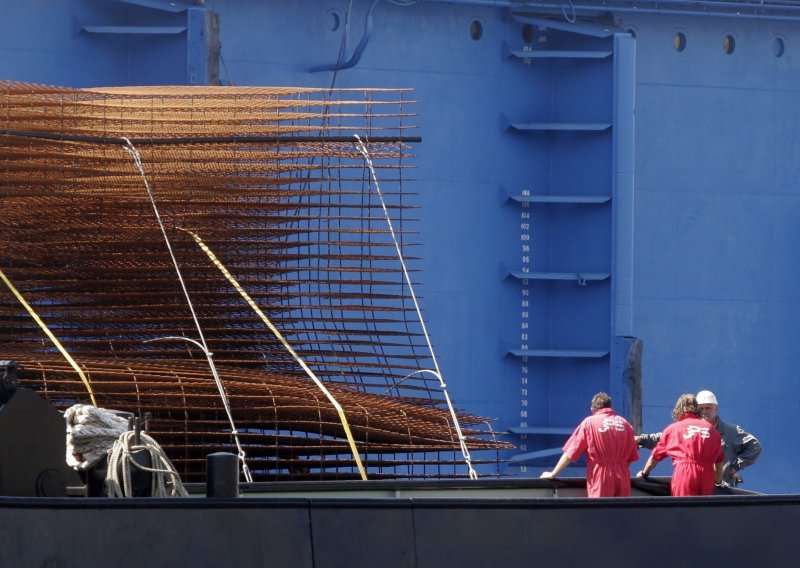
[541,392,639,497]
[636,393,724,496]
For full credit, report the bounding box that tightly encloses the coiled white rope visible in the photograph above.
[353,135,477,479]
[65,404,188,497]
[65,404,129,469]
[122,137,253,483]
[105,430,189,498]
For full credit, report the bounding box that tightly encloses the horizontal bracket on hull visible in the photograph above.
[511,14,617,38]
[81,25,187,35]
[508,271,610,284]
[508,121,612,132]
[508,447,563,464]
[506,194,610,205]
[507,349,610,358]
[508,426,573,435]
[503,42,612,60]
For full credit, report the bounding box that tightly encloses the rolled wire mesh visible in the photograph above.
[0,81,511,481]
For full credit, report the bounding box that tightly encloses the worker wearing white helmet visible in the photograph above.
[636,389,762,487]
[696,390,718,405]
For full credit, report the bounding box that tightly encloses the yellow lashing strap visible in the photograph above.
[0,268,97,406]
[178,228,367,480]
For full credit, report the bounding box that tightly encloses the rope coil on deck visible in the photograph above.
[65,404,188,497]
[106,430,189,498]
[65,404,129,469]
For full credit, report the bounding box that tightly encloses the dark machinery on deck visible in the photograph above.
[0,360,81,496]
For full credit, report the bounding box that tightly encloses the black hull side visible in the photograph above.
[1,491,797,567]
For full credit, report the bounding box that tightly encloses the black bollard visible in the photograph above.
[129,416,152,497]
[83,454,108,497]
[206,452,239,498]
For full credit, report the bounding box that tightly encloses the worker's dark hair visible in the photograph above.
[591,392,612,412]
[672,393,698,421]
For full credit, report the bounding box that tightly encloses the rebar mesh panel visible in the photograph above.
[0,82,510,481]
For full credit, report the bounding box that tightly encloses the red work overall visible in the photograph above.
[563,408,639,497]
[652,413,724,496]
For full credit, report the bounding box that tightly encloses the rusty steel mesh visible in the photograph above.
[0,81,510,481]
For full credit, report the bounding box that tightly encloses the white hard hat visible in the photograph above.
[696,390,718,405]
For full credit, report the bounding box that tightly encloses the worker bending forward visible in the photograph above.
[637,393,724,496]
[541,392,639,497]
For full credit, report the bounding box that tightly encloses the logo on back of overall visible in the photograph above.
[598,417,625,433]
[683,425,711,439]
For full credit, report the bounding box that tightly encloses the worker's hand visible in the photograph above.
[634,434,647,447]
[635,470,648,479]
[540,471,555,480]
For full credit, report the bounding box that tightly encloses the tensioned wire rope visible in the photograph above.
[353,134,477,479]
[122,137,254,483]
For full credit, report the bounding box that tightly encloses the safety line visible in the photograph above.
[178,227,368,481]
[353,134,477,479]
[0,268,97,406]
[121,137,253,483]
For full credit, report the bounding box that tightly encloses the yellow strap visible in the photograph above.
[178,228,368,480]
[0,268,97,406]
